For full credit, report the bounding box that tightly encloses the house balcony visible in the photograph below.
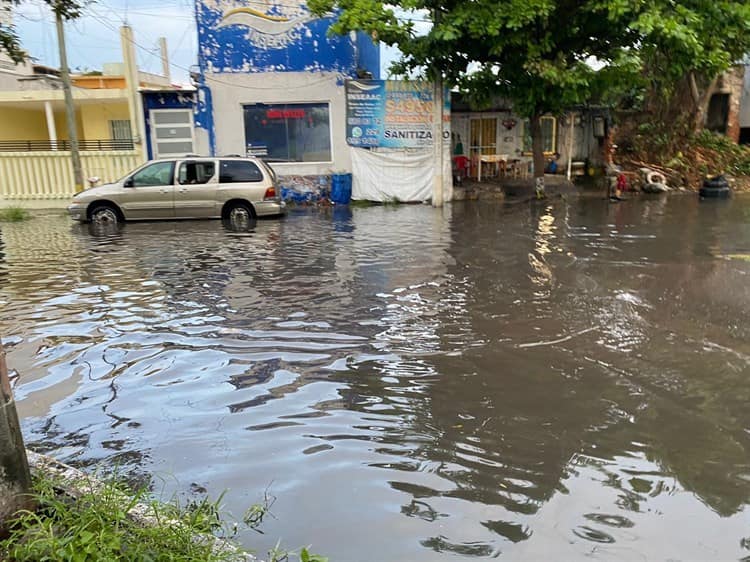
[0,139,135,152]
[0,89,145,202]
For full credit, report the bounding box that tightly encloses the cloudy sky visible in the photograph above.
[14,0,199,83]
[12,0,417,84]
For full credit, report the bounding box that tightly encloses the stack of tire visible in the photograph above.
[699,175,731,198]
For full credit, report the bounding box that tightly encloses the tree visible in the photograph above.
[633,0,750,132]
[309,0,640,189]
[0,338,33,530]
[309,0,750,188]
[1,0,84,63]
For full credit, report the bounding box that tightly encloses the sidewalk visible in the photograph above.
[453,174,579,203]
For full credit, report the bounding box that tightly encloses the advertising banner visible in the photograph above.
[346,80,450,148]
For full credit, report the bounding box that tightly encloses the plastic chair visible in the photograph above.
[453,155,470,184]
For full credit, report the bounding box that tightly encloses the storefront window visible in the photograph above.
[243,103,332,162]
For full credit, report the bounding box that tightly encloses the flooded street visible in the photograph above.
[2,195,750,560]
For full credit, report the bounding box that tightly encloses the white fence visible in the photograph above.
[0,151,142,200]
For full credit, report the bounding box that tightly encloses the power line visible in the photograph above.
[87,6,348,91]
[170,23,193,60]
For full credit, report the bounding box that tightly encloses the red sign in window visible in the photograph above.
[266,109,306,120]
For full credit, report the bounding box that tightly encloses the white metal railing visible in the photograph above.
[0,150,142,200]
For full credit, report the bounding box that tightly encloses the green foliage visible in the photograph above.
[0,206,31,222]
[242,488,276,530]
[634,0,750,82]
[267,544,329,562]
[310,0,750,170]
[620,127,750,188]
[0,474,248,562]
[300,547,328,562]
[0,472,328,562]
[308,0,645,175]
[693,131,750,176]
[348,199,376,207]
[309,0,648,115]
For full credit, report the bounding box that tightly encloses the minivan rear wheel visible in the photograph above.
[225,201,254,222]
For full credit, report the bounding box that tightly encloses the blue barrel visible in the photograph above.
[330,173,352,204]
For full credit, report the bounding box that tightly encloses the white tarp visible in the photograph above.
[350,147,452,202]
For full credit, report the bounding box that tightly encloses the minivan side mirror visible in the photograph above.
[123,178,134,188]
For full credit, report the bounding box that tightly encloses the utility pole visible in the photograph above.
[54,9,84,193]
[431,5,444,208]
[432,76,444,208]
[121,25,146,161]
[0,338,32,530]
[159,37,170,84]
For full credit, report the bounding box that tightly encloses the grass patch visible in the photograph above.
[348,199,376,208]
[0,472,326,562]
[0,206,31,222]
[349,198,407,208]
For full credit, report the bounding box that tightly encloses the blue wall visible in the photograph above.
[195,0,379,76]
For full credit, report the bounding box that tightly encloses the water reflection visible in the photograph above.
[0,198,749,560]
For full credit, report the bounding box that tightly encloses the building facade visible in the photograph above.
[450,95,611,180]
[193,0,379,197]
[0,54,189,204]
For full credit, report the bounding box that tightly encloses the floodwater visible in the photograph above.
[2,196,750,561]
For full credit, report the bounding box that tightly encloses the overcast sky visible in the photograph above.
[12,0,416,84]
[15,0,199,83]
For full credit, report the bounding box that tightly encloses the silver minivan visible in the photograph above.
[68,157,285,223]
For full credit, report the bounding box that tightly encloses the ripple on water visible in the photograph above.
[1,200,750,561]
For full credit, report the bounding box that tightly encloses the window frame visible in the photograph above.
[177,160,218,186]
[218,159,265,184]
[521,116,557,156]
[129,160,175,187]
[242,101,334,164]
[468,116,498,157]
[109,119,133,141]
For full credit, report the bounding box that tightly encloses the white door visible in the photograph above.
[150,109,195,159]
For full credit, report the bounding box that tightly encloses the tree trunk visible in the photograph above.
[0,338,32,534]
[689,72,720,133]
[530,113,546,196]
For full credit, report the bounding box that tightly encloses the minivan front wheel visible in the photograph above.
[89,204,120,224]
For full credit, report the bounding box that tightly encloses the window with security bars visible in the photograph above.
[109,120,133,141]
[469,117,498,157]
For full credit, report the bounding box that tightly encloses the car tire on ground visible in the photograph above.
[88,203,121,224]
[224,201,254,222]
[699,186,731,198]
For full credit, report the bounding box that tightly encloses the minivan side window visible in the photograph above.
[178,161,216,185]
[219,161,263,183]
[131,161,174,187]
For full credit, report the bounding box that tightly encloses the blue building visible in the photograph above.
[192,0,379,196]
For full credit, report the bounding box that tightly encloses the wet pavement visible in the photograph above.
[1,195,750,560]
